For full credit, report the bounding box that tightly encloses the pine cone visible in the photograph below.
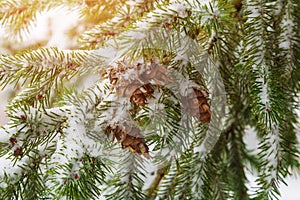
[108,67,119,85]
[105,123,150,158]
[139,63,173,86]
[130,83,155,106]
[108,61,128,86]
[116,79,142,98]
[108,61,172,107]
[181,87,212,123]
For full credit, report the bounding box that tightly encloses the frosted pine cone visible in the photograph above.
[105,123,150,159]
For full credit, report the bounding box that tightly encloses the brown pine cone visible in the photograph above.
[108,61,172,107]
[116,79,142,98]
[105,123,150,158]
[139,63,173,86]
[181,87,212,123]
[130,83,155,106]
[108,61,128,86]
[108,68,118,85]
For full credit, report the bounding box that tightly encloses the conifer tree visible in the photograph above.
[0,0,299,199]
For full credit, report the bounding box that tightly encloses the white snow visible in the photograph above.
[93,45,120,66]
[0,154,29,181]
[45,7,81,49]
[135,21,150,31]
[279,5,294,50]
[247,2,260,18]
[169,3,189,18]
[0,126,10,142]
[260,80,268,105]
[126,31,146,41]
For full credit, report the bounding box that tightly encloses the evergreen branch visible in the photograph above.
[79,0,157,49]
[227,124,249,200]
[156,158,182,199]
[0,82,111,199]
[0,0,299,199]
[0,154,49,199]
[0,0,79,38]
[78,0,126,26]
[244,0,299,198]
[0,0,44,38]
[0,0,124,39]
[0,47,91,88]
[199,134,231,200]
[145,165,168,199]
[0,47,98,108]
[52,155,108,200]
[104,152,147,200]
[191,1,252,198]
[155,143,207,199]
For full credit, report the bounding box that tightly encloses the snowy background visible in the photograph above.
[0,7,299,200]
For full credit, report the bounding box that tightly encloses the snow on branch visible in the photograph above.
[0,47,92,88]
[278,1,297,73]
[0,82,107,186]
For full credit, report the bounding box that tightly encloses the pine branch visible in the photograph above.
[0,0,299,199]
[0,0,124,39]
[79,0,157,49]
[243,0,299,198]
[145,165,168,199]
[0,47,98,108]
[200,138,230,200]
[104,152,147,200]
[0,47,91,87]
[227,124,250,200]
[0,0,43,38]
[0,82,111,199]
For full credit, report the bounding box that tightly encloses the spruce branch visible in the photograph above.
[0,0,299,199]
[145,165,168,199]
[243,0,300,198]
[79,0,157,49]
[0,82,111,199]
[0,47,91,87]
